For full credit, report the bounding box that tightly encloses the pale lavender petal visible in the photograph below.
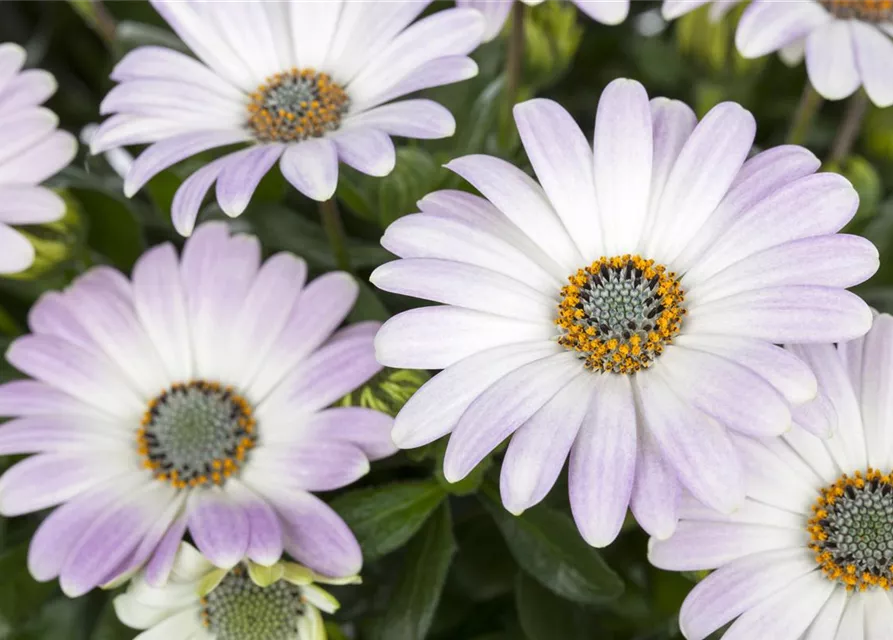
[630,429,680,540]
[0,70,56,115]
[857,314,893,469]
[295,407,396,461]
[344,100,455,139]
[443,352,582,483]
[636,368,745,514]
[171,157,228,236]
[187,489,250,569]
[851,21,893,107]
[569,374,637,547]
[735,0,830,57]
[333,128,395,177]
[573,0,629,25]
[456,0,512,41]
[90,114,198,152]
[0,416,129,454]
[259,486,362,578]
[391,341,562,449]
[124,130,249,198]
[372,56,478,107]
[0,130,76,185]
[216,143,284,217]
[0,108,58,167]
[0,186,65,225]
[60,482,173,597]
[370,258,555,321]
[375,306,554,370]
[0,224,34,274]
[258,326,381,417]
[679,548,816,640]
[226,480,283,567]
[144,513,188,587]
[645,98,697,229]
[0,380,102,418]
[0,43,26,93]
[686,287,873,343]
[514,98,603,260]
[99,79,243,121]
[246,271,357,402]
[864,588,893,639]
[662,0,711,20]
[251,441,370,492]
[806,20,860,101]
[280,138,339,201]
[500,374,593,515]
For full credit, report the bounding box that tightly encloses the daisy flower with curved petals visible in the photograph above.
[91,0,485,236]
[736,0,893,106]
[0,42,77,274]
[371,78,878,548]
[661,0,743,23]
[650,313,893,640]
[0,221,395,597]
[457,0,629,42]
[114,543,351,640]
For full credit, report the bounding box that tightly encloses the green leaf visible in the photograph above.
[330,480,447,561]
[481,487,623,605]
[336,367,430,417]
[375,502,457,640]
[377,148,441,227]
[451,514,516,602]
[515,572,600,640]
[71,188,145,272]
[0,544,58,631]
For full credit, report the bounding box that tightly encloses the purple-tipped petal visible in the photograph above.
[250,440,370,492]
[735,0,830,58]
[333,128,395,177]
[216,143,285,217]
[630,430,680,540]
[280,138,339,201]
[661,0,711,20]
[187,488,250,569]
[456,0,512,41]
[345,100,455,139]
[569,374,637,547]
[295,407,396,461]
[143,513,188,587]
[170,157,228,237]
[226,480,283,567]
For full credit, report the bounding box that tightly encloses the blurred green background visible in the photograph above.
[0,1,887,638]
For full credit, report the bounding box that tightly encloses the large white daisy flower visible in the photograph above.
[736,0,893,106]
[91,0,485,236]
[372,78,878,548]
[650,313,893,640]
[457,0,630,42]
[115,542,348,640]
[0,42,77,274]
[0,222,395,596]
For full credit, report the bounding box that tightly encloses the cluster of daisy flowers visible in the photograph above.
[3,0,893,639]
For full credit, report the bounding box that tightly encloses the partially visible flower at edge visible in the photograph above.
[457,0,630,42]
[114,542,357,640]
[0,42,77,274]
[91,0,486,237]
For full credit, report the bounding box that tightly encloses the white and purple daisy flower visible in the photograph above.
[457,0,629,42]
[91,0,485,237]
[0,42,77,274]
[661,0,743,23]
[650,313,893,640]
[736,0,893,106]
[114,542,351,640]
[0,221,395,596]
[372,78,878,548]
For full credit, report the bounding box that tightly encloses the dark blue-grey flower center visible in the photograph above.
[819,0,893,22]
[137,381,257,489]
[809,469,893,591]
[200,568,305,640]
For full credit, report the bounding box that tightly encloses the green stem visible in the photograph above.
[827,90,870,165]
[786,82,823,146]
[319,198,351,273]
[505,1,525,111]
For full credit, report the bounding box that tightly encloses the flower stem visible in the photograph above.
[827,90,870,165]
[506,1,525,110]
[786,82,823,146]
[319,198,351,273]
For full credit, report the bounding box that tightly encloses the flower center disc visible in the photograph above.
[556,255,685,374]
[819,0,893,21]
[808,469,893,591]
[201,568,304,640]
[246,68,350,143]
[137,381,257,489]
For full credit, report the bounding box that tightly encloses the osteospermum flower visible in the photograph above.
[661,0,742,22]
[650,313,893,640]
[736,0,893,106]
[457,0,629,42]
[115,542,350,640]
[91,1,485,236]
[0,221,395,596]
[0,42,77,274]
[372,78,878,547]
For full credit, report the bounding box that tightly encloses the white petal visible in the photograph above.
[851,21,893,107]
[806,20,861,101]
[279,138,338,202]
[736,0,831,57]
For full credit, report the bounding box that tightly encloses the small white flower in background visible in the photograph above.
[650,313,893,640]
[91,0,486,237]
[0,42,77,274]
[736,0,893,106]
[114,542,353,640]
[661,0,744,23]
[372,77,878,548]
[457,0,630,42]
[0,221,396,597]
